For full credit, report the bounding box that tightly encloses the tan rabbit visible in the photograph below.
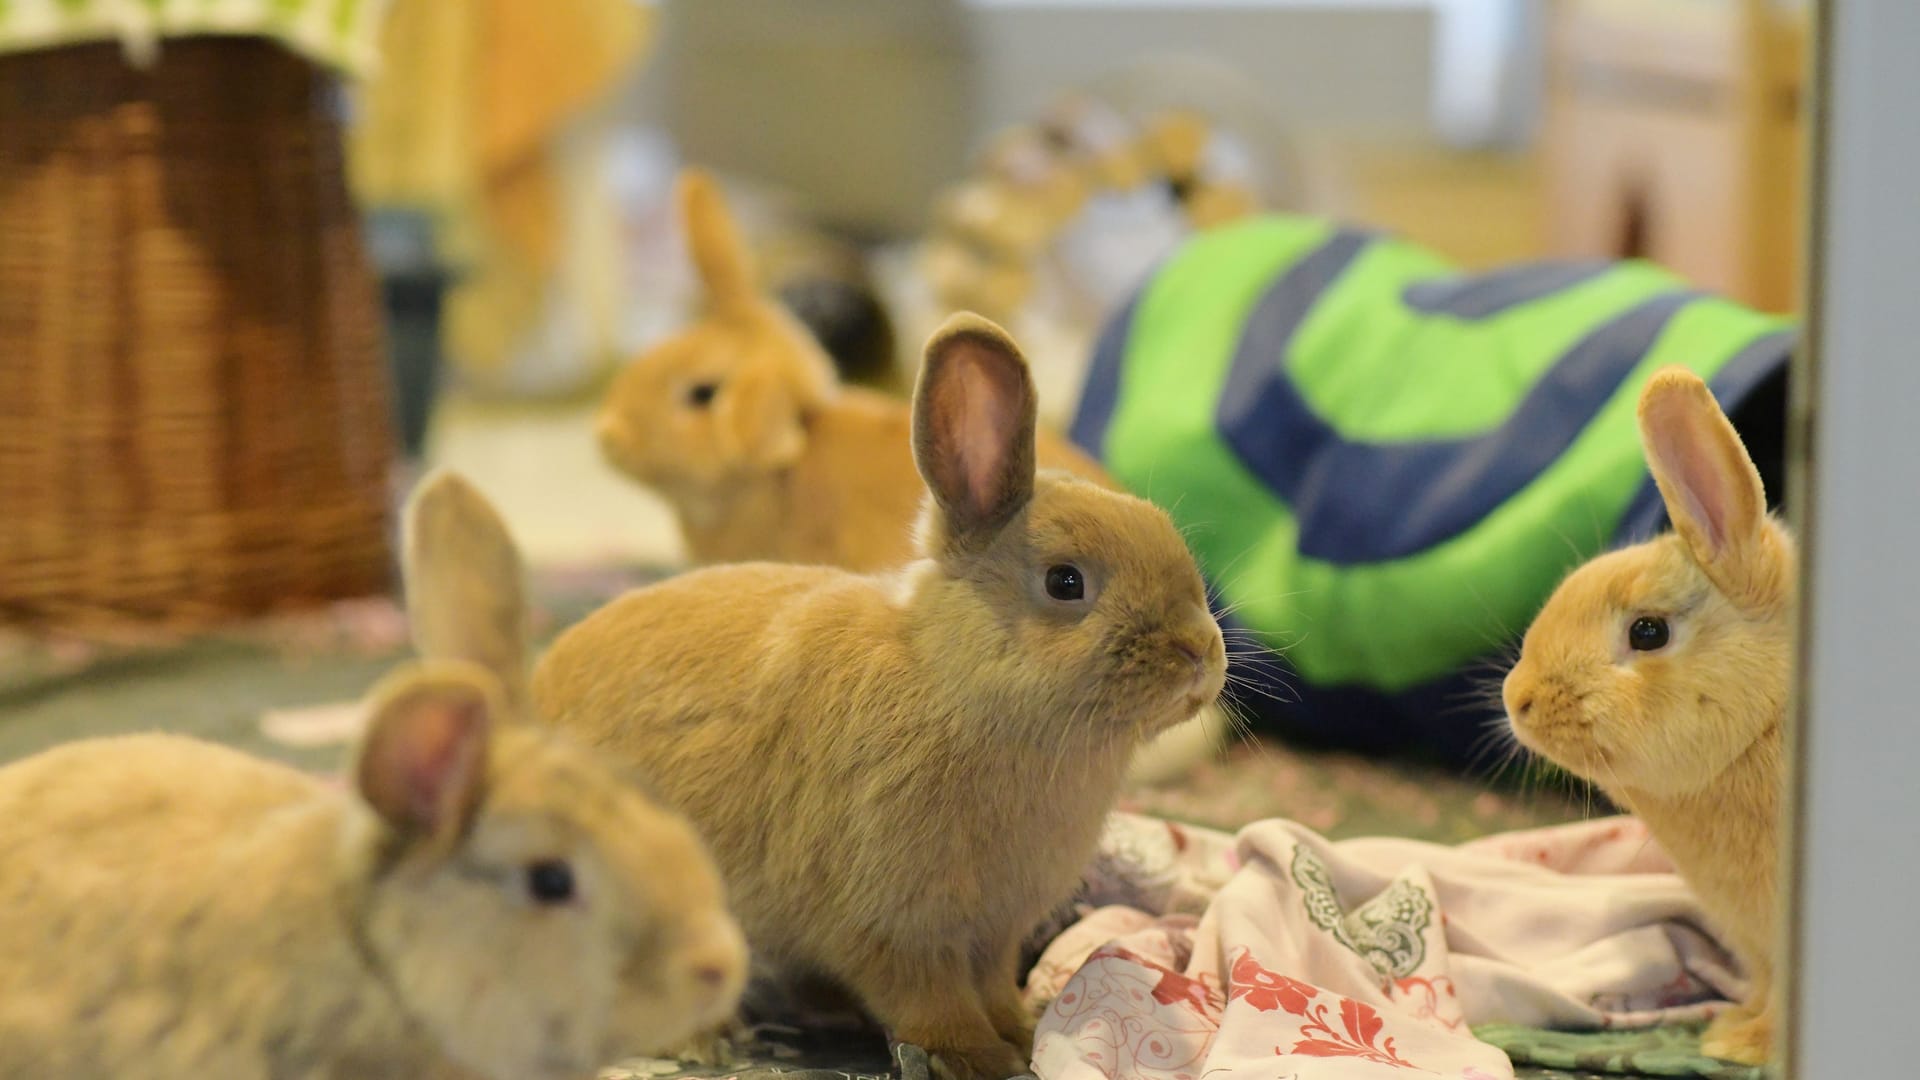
[597,167,1112,573]
[1503,368,1792,1066]
[536,312,1228,1080]
[0,659,748,1079]
[601,170,1225,785]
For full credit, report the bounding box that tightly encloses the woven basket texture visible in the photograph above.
[0,38,394,635]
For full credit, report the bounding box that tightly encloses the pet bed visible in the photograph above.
[1071,216,1795,765]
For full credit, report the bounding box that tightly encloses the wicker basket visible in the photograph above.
[0,38,394,635]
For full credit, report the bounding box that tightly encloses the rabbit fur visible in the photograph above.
[0,471,748,1078]
[598,167,1112,574]
[599,169,1226,786]
[0,659,747,1079]
[534,312,1228,1080]
[1503,367,1792,1065]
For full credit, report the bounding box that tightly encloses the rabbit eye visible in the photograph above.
[1045,564,1085,602]
[525,859,576,905]
[685,382,720,408]
[1628,616,1671,652]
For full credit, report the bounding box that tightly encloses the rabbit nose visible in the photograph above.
[1172,640,1211,679]
[693,964,730,989]
[1511,691,1535,718]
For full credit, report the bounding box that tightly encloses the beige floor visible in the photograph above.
[423,395,687,571]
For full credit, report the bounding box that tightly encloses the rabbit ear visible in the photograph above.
[913,313,1038,545]
[1638,367,1773,604]
[679,168,756,312]
[355,664,495,842]
[403,471,531,713]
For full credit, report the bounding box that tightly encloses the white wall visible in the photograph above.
[1787,2,1920,1075]
[623,0,1469,232]
[963,1,1440,140]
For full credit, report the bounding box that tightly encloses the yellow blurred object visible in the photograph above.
[1141,111,1209,179]
[1541,0,1808,313]
[349,0,654,383]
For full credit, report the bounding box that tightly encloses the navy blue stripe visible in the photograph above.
[1068,283,1146,458]
[1218,331,1795,767]
[1210,226,1376,482]
[1402,260,1613,320]
[1215,607,1504,768]
[1611,483,1671,546]
[1218,254,1703,563]
[1611,328,1798,545]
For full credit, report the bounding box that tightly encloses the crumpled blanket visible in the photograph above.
[1020,814,1748,1080]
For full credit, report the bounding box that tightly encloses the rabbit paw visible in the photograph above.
[668,1017,750,1068]
[1701,1004,1773,1065]
[927,1039,1029,1080]
[984,996,1036,1056]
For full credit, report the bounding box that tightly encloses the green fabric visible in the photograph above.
[0,0,386,74]
[1476,1023,1771,1080]
[1103,221,1794,691]
[1287,252,1675,441]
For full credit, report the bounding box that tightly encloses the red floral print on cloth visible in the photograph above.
[1030,814,1727,1080]
[1288,997,1415,1067]
[1150,967,1220,1013]
[1391,975,1465,1032]
[1228,950,1415,1068]
[1046,946,1221,1079]
[1227,950,1319,1014]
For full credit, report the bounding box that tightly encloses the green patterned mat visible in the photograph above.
[593,1014,1770,1080]
[590,1020,1769,1080]
[1480,1023,1770,1080]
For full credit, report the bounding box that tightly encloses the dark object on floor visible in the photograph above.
[779,275,897,389]
[0,37,393,634]
[607,1032,953,1080]
[367,210,453,459]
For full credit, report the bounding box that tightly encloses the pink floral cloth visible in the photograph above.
[1023,814,1746,1080]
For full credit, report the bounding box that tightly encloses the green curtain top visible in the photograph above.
[0,0,386,76]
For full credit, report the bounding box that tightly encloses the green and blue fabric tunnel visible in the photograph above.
[1071,215,1795,766]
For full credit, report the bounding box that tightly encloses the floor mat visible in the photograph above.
[592,1022,1766,1080]
[605,1018,904,1080]
[1121,738,1585,841]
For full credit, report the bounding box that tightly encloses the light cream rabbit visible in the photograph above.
[534,312,1228,1080]
[0,659,747,1079]
[1503,367,1792,1065]
[0,470,748,1078]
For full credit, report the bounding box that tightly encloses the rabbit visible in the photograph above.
[0,469,749,1079]
[0,657,748,1080]
[1502,367,1792,1066]
[597,167,1113,574]
[403,467,761,1066]
[602,170,1227,785]
[533,311,1229,1080]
